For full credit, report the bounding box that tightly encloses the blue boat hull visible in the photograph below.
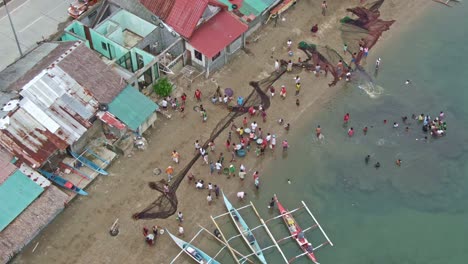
[39,169,88,195]
[70,150,108,175]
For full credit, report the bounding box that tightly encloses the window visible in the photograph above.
[101,42,107,51]
[212,52,221,61]
[70,28,75,33]
[194,50,203,61]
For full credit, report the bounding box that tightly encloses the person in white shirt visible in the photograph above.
[178,224,184,237]
[265,133,272,143]
[161,99,168,109]
[208,183,213,191]
[237,191,247,200]
[207,193,213,205]
[251,121,258,132]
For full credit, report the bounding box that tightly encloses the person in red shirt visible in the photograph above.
[181,93,187,103]
[194,89,202,102]
[343,113,350,124]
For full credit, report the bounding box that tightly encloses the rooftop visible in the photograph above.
[0,170,44,231]
[189,10,248,58]
[108,85,158,130]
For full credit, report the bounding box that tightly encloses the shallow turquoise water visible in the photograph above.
[252,3,468,264]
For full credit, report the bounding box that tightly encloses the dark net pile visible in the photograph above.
[341,0,395,65]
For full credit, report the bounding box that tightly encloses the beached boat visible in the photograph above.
[274,195,318,263]
[39,169,88,195]
[167,230,220,264]
[69,150,108,175]
[222,192,267,264]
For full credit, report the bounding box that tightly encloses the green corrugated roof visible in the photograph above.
[0,170,43,231]
[218,0,277,16]
[108,85,158,131]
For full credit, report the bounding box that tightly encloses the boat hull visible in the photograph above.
[167,230,220,264]
[39,169,88,195]
[222,192,267,264]
[275,195,317,263]
[70,150,108,175]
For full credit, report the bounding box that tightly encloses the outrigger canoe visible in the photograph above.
[69,150,108,175]
[274,195,318,263]
[222,192,267,264]
[39,169,88,195]
[167,230,220,264]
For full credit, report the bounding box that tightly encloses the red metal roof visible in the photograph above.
[140,0,176,20]
[189,10,248,58]
[166,0,209,38]
[96,111,126,130]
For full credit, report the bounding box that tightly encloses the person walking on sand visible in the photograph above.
[287,39,292,50]
[269,86,275,97]
[239,168,246,180]
[177,211,184,222]
[270,135,276,150]
[343,43,348,55]
[194,89,202,102]
[203,153,209,165]
[208,140,215,152]
[294,75,301,84]
[207,192,213,205]
[194,140,201,154]
[215,160,222,174]
[230,148,236,162]
[261,110,267,123]
[166,166,174,182]
[172,150,180,164]
[321,1,327,16]
[314,64,321,76]
[214,184,220,198]
[287,60,293,72]
[275,59,280,72]
[296,99,300,106]
[280,85,287,99]
[295,82,301,95]
[178,224,185,237]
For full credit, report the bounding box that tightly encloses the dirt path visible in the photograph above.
[11,1,430,263]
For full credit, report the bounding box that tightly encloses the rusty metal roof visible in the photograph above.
[0,147,16,185]
[57,43,127,104]
[140,0,176,20]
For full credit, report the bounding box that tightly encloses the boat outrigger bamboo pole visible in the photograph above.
[170,229,204,264]
[264,206,304,223]
[301,201,334,246]
[210,216,242,264]
[250,201,289,263]
[198,225,254,264]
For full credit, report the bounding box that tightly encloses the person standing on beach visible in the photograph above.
[237,191,247,200]
[251,121,258,133]
[270,86,275,97]
[287,39,292,50]
[203,153,209,165]
[172,150,180,164]
[208,140,215,152]
[178,224,184,237]
[207,193,213,205]
[343,43,348,55]
[280,85,287,99]
[166,166,174,182]
[215,160,222,174]
[295,82,301,95]
[287,60,293,72]
[210,161,215,175]
[177,212,184,222]
[214,184,220,198]
[228,164,236,178]
[275,59,280,72]
[194,140,200,154]
[194,89,202,102]
[321,1,327,16]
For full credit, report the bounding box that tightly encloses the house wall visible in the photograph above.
[130,48,155,72]
[139,112,157,134]
[65,22,87,39]
[107,26,124,45]
[185,42,205,68]
[110,10,156,37]
[89,29,128,60]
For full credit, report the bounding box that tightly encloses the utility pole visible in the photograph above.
[3,0,23,57]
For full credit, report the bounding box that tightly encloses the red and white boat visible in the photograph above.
[274,195,333,263]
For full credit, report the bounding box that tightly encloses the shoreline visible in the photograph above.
[11,1,434,263]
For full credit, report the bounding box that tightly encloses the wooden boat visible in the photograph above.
[39,169,88,196]
[69,150,108,175]
[167,230,221,264]
[274,195,318,263]
[222,192,267,264]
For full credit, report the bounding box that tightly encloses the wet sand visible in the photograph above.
[11,1,431,263]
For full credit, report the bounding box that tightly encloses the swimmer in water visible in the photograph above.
[365,155,370,164]
[396,159,402,166]
[402,116,408,124]
[287,179,291,184]
[405,126,409,132]
[374,162,381,169]
[393,122,399,128]
[363,126,368,135]
[405,80,411,85]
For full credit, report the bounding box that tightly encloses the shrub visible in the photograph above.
[153,78,173,97]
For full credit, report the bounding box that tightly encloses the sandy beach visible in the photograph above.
[11,1,433,263]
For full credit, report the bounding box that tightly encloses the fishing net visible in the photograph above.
[340,0,395,65]
[132,70,284,220]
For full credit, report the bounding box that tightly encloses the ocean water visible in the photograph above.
[246,3,468,264]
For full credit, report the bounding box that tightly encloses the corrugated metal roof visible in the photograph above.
[0,148,16,185]
[96,111,127,130]
[0,108,68,168]
[108,85,158,130]
[0,170,44,231]
[57,44,127,104]
[166,0,208,38]
[140,0,176,20]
